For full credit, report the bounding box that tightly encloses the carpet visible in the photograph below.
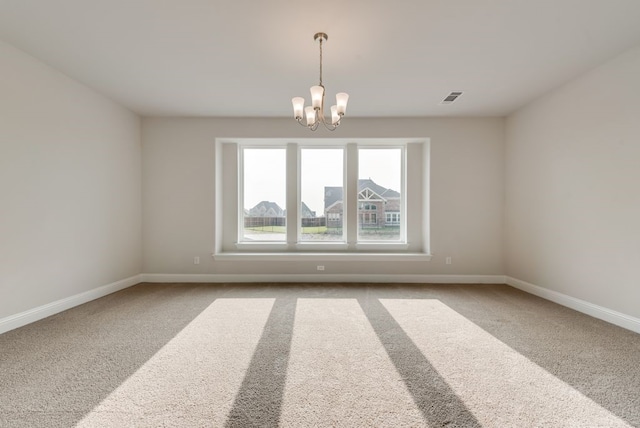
[1,283,639,427]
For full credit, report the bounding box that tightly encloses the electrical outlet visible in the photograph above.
[194,256,200,265]
[317,265,325,271]
[445,257,452,265]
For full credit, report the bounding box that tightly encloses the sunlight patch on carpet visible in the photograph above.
[76,298,275,427]
[280,298,425,426]
[381,299,633,428]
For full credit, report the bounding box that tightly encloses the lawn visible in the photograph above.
[245,226,329,234]
[245,226,286,233]
[301,226,327,234]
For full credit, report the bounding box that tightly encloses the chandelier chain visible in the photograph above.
[319,37,323,87]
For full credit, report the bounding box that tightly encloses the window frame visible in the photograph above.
[238,145,288,245]
[356,145,406,244]
[214,138,431,260]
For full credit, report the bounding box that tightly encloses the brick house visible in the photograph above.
[324,179,400,229]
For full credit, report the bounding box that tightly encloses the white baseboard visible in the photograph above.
[5,273,637,336]
[506,276,640,334]
[0,275,141,335]
[140,273,506,284]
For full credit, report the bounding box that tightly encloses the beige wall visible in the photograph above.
[0,41,142,320]
[142,117,505,276]
[3,32,639,329]
[505,45,640,318]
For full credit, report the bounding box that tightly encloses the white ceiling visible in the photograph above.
[1,0,640,117]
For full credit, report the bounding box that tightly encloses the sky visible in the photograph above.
[243,148,401,215]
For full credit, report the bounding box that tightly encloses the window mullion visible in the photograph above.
[345,143,358,249]
[286,143,299,246]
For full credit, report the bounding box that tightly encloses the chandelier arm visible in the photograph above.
[318,108,336,130]
[315,91,339,131]
[321,120,338,131]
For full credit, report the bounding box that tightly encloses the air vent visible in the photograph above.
[440,91,464,105]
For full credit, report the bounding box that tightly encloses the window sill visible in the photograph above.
[295,242,349,251]
[213,252,432,262]
[235,242,288,251]
[355,242,410,251]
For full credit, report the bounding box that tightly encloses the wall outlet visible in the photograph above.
[445,257,452,265]
[194,256,200,265]
[317,265,325,271]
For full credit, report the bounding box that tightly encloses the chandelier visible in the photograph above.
[292,32,349,131]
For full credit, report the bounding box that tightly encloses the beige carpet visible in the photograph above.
[1,283,639,427]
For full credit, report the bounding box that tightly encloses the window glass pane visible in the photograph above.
[358,148,402,241]
[301,148,344,241]
[242,148,286,241]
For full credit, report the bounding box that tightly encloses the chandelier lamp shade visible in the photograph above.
[292,32,349,131]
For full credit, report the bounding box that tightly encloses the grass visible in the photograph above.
[245,226,329,234]
[245,226,286,233]
[245,226,400,238]
[301,226,327,234]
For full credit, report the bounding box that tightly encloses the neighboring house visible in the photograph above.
[301,202,316,219]
[324,179,400,228]
[248,201,284,217]
[247,201,315,218]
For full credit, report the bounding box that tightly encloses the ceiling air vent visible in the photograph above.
[440,91,464,105]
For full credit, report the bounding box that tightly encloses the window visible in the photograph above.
[240,148,286,242]
[215,138,430,258]
[386,212,400,224]
[361,212,377,224]
[358,148,402,241]
[301,148,343,242]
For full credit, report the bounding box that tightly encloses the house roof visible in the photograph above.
[324,187,344,212]
[248,200,315,217]
[324,179,400,210]
[248,200,284,217]
[358,179,400,199]
[301,201,315,218]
